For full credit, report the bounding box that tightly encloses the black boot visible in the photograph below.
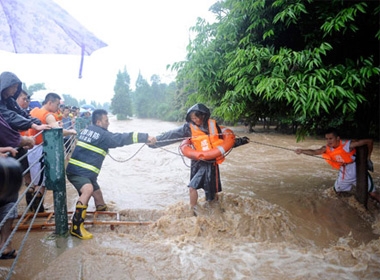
[70,204,93,240]
[25,187,34,210]
[31,192,45,213]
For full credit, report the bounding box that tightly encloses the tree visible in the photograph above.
[111,67,132,120]
[133,72,152,118]
[90,100,98,108]
[23,83,46,96]
[79,99,86,107]
[172,0,379,139]
[62,94,79,107]
[155,79,182,121]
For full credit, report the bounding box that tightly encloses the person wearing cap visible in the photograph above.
[149,103,249,215]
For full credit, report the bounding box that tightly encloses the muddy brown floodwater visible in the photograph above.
[2,116,380,279]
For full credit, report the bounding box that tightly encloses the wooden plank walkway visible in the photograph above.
[14,211,152,231]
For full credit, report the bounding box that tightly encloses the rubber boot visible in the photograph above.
[25,187,34,210]
[70,204,93,240]
[32,192,45,213]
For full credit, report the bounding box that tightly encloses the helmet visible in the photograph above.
[185,103,210,122]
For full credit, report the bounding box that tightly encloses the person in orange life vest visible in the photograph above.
[295,127,380,202]
[149,104,249,214]
[27,93,77,212]
[54,103,65,122]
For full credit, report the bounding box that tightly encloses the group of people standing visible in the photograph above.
[0,71,90,258]
[0,70,379,261]
[58,104,92,138]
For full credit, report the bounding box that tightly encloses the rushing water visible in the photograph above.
[2,117,380,279]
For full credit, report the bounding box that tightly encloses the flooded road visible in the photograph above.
[2,117,380,279]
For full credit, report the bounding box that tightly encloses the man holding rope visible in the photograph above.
[295,127,380,202]
[66,109,156,240]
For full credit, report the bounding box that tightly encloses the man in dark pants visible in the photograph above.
[66,109,156,239]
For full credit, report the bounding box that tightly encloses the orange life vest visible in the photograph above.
[55,110,63,121]
[190,119,225,164]
[28,107,55,145]
[19,130,28,136]
[322,140,355,169]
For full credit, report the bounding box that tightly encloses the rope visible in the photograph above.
[107,144,147,163]
[245,137,356,180]
[177,146,191,168]
[98,130,347,175]
[106,134,236,165]
[248,137,359,175]
[248,139,325,161]
[101,130,353,182]
[106,136,191,163]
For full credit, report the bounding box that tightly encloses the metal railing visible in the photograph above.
[0,127,76,279]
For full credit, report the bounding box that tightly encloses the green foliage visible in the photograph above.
[320,2,367,35]
[132,73,179,120]
[62,94,79,107]
[62,95,109,110]
[170,0,380,139]
[133,73,151,118]
[116,114,128,120]
[23,83,46,96]
[111,66,132,119]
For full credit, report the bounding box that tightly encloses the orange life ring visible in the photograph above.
[180,128,235,161]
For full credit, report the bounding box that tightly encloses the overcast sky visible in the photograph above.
[0,0,215,104]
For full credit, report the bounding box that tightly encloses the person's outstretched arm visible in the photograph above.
[295,146,326,156]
